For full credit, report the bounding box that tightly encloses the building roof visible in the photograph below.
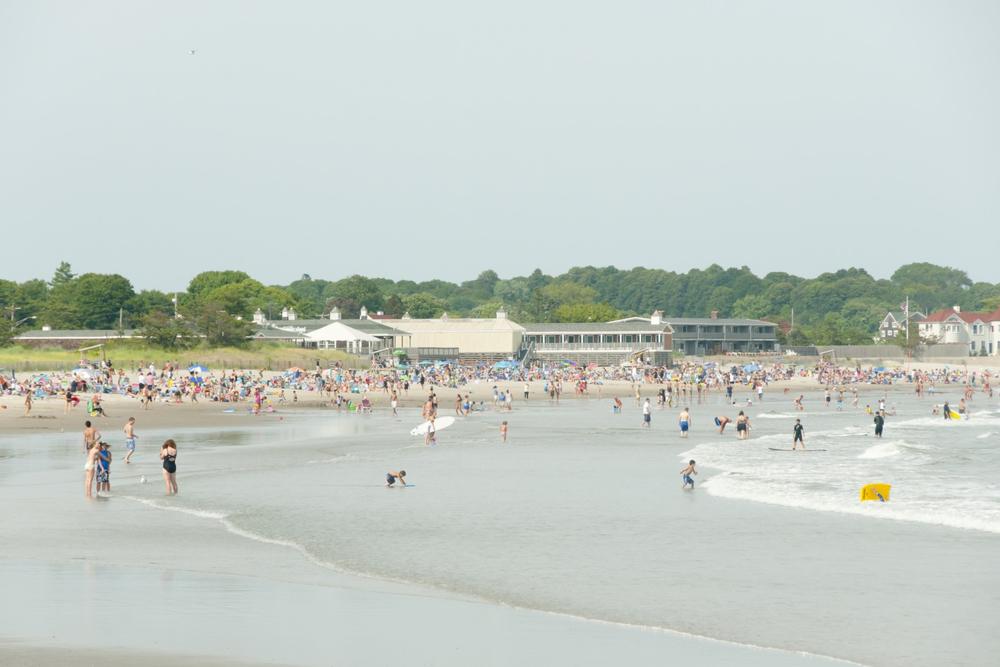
[305,321,382,343]
[15,329,138,340]
[923,307,995,324]
[664,317,775,327]
[250,327,305,340]
[884,311,926,324]
[522,321,672,333]
[385,317,526,334]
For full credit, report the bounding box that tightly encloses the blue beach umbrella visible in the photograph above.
[188,364,209,374]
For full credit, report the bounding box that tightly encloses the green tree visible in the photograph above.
[553,302,620,322]
[139,311,191,349]
[127,290,175,319]
[51,261,75,287]
[187,271,253,299]
[382,294,405,318]
[191,301,253,347]
[402,292,446,318]
[40,273,135,329]
[325,275,385,316]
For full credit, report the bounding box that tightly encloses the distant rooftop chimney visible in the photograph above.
[650,310,663,326]
[360,306,368,319]
[496,306,507,320]
[329,307,341,321]
[710,310,719,320]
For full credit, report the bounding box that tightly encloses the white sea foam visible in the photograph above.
[858,441,902,459]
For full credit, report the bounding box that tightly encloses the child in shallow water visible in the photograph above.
[680,460,697,489]
[386,470,406,487]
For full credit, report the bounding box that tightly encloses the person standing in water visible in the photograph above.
[678,408,691,438]
[792,419,805,450]
[680,460,697,489]
[84,442,101,498]
[500,421,508,443]
[642,398,652,428]
[160,439,178,495]
[735,411,750,440]
[424,417,437,446]
[874,410,885,438]
[123,417,137,464]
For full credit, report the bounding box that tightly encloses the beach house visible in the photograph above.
[919,306,1000,355]
[878,310,926,339]
[522,311,673,366]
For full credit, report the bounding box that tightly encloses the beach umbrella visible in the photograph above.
[287,367,305,373]
[188,365,209,374]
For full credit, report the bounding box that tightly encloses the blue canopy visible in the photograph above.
[743,363,761,372]
[493,360,518,369]
[188,365,209,374]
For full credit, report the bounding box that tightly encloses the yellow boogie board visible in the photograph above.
[860,483,891,502]
[949,410,962,420]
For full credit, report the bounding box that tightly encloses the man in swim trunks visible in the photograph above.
[385,469,406,487]
[642,398,651,428]
[123,417,137,464]
[792,419,805,450]
[680,460,697,489]
[678,408,691,438]
[83,421,100,453]
[715,415,731,434]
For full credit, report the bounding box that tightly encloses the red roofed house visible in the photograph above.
[919,306,1000,355]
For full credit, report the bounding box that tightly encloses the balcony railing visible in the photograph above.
[532,342,661,352]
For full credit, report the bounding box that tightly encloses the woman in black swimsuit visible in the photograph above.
[160,439,178,495]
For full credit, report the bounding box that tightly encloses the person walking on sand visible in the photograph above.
[680,460,697,489]
[24,392,32,416]
[123,417,137,464]
[642,398,652,428]
[160,439,178,495]
[792,419,805,450]
[678,408,691,438]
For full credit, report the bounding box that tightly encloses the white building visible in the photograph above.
[919,306,1000,355]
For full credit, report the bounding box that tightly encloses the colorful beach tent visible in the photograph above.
[188,365,209,374]
[860,483,891,502]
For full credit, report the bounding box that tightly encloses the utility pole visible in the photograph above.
[790,307,794,336]
[905,296,910,344]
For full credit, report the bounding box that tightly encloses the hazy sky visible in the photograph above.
[2,1,998,290]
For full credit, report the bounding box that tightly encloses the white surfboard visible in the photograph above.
[410,416,456,436]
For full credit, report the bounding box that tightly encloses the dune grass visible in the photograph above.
[0,343,358,372]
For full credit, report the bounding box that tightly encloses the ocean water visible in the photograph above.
[3,390,999,666]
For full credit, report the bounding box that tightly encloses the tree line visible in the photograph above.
[2,262,998,348]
